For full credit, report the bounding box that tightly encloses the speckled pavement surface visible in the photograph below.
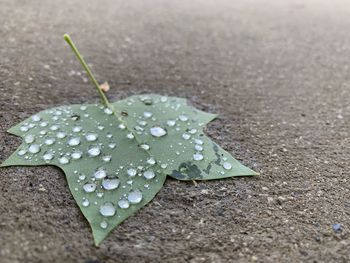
[0,0,349,262]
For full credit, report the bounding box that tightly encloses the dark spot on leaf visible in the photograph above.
[121,111,128,116]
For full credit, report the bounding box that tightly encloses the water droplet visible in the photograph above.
[140,144,150,150]
[56,131,67,139]
[18,149,27,156]
[102,178,120,190]
[102,155,112,162]
[82,199,90,207]
[71,151,83,160]
[100,220,108,229]
[188,129,197,134]
[161,163,168,169]
[80,106,87,111]
[45,138,55,145]
[50,125,59,131]
[182,133,191,140]
[100,202,116,217]
[166,120,176,127]
[118,199,130,209]
[97,192,104,198]
[194,139,204,145]
[126,133,134,139]
[20,126,29,132]
[223,162,232,170]
[83,183,96,193]
[104,108,113,115]
[118,123,126,130]
[59,156,70,164]
[193,153,204,161]
[28,144,40,154]
[143,111,153,118]
[127,168,137,177]
[40,121,48,127]
[72,126,82,132]
[32,115,41,122]
[98,125,104,130]
[195,145,203,151]
[85,133,98,142]
[160,96,168,102]
[94,169,107,179]
[43,152,54,161]
[147,157,156,165]
[150,126,167,137]
[106,133,113,138]
[138,120,147,126]
[68,137,80,146]
[108,143,116,149]
[88,145,101,157]
[24,134,35,144]
[128,189,143,204]
[79,174,86,180]
[143,170,155,179]
[179,115,188,121]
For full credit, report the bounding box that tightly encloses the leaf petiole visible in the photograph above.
[63,34,110,107]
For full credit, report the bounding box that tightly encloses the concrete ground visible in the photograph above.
[0,0,349,262]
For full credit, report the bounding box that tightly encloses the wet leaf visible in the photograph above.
[1,94,257,245]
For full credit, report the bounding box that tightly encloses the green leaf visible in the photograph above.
[1,95,257,245]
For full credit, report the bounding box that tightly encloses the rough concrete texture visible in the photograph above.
[0,0,349,262]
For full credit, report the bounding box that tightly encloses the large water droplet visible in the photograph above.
[40,121,48,127]
[82,199,90,207]
[102,178,120,190]
[50,125,59,131]
[118,199,130,209]
[223,162,232,170]
[147,157,156,165]
[108,143,116,149]
[126,133,134,139]
[166,120,176,127]
[143,111,153,118]
[127,168,137,177]
[72,126,82,133]
[128,189,143,204]
[20,126,29,132]
[188,129,197,134]
[100,202,116,217]
[45,138,55,145]
[56,131,67,139]
[32,115,41,122]
[195,145,203,151]
[59,156,70,164]
[83,183,97,193]
[150,126,167,137]
[68,137,80,146]
[28,144,40,154]
[94,169,107,179]
[100,220,108,229]
[71,151,83,160]
[102,155,112,162]
[143,170,155,179]
[104,108,113,115]
[140,144,150,150]
[194,139,204,145]
[18,149,27,156]
[85,133,98,142]
[88,145,101,157]
[24,134,35,144]
[182,133,191,140]
[193,153,204,161]
[179,115,188,121]
[43,152,54,161]
[118,123,126,130]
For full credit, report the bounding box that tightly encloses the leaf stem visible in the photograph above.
[63,34,110,107]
